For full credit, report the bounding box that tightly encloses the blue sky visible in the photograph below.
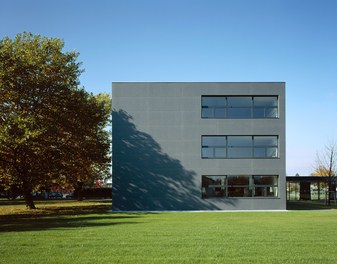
[1,0,337,175]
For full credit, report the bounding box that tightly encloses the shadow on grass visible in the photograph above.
[0,201,145,232]
[0,198,112,206]
[0,199,28,206]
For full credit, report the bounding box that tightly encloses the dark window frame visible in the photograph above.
[201,175,279,198]
[201,135,279,159]
[201,95,279,119]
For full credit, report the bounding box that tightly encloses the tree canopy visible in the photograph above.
[312,141,337,205]
[313,141,337,177]
[0,32,111,209]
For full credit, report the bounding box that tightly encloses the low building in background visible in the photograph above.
[112,82,286,210]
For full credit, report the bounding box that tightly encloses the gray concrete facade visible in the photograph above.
[112,82,286,211]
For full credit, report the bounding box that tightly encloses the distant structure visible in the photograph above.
[112,82,286,210]
[286,176,336,201]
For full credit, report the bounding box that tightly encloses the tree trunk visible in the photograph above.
[23,187,36,209]
[76,181,84,201]
[328,177,332,206]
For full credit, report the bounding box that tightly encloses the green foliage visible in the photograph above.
[1,200,337,263]
[0,32,111,208]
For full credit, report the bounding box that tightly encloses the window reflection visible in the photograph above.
[228,175,251,197]
[254,136,277,146]
[201,108,213,118]
[227,97,252,107]
[202,148,213,158]
[202,136,278,159]
[202,97,226,107]
[202,176,226,198]
[254,97,277,107]
[202,136,226,146]
[227,108,252,118]
[214,148,226,158]
[253,176,278,197]
[228,136,252,147]
[202,175,278,198]
[202,96,278,119]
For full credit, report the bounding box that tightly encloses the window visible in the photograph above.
[227,136,253,158]
[202,136,226,158]
[201,96,278,119]
[228,175,251,197]
[201,97,226,118]
[227,97,252,118]
[202,136,278,159]
[201,176,226,198]
[253,136,278,158]
[202,175,278,198]
[253,97,278,118]
[253,176,278,197]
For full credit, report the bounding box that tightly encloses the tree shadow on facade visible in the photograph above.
[112,110,236,211]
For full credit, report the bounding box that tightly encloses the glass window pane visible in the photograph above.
[214,108,226,118]
[228,136,252,147]
[254,187,278,197]
[228,148,252,158]
[227,97,252,107]
[254,108,277,118]
[254,176,278,197]
[203,176,226,186]
[254,97,277,107]
[202,97,226,107]
[227,108,252,118]
[202,96,278,119]
[214,148,226,158]
[254,148,266,157]
[268,187,278,197]
[202,148,213,158]
[228,176,249,185]
[254,187,267,197]
[254,148,277,158]
[266,147,278,158]
[203,187,225,197]
[253,108,265,118]
[265,108,278,118]
[254,176,278,185]
[228,187,251,197]
[253,107,278,118]
[202,136,226,146]
[202,108,213,118]
[227,176,251,197]
[202,176,226,198]
[253,97,278,118]
[254,136,277,146]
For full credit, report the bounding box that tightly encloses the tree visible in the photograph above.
[313,141,337,205]
[55,92,112,201]
[0,32,111,209]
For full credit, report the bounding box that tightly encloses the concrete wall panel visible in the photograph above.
[112,82,286,211]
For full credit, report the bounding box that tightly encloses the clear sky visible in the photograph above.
[1,0,337,176]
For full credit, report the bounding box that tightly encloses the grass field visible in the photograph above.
[1,199,337,263]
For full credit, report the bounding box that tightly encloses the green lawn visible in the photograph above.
[1,200,337,263]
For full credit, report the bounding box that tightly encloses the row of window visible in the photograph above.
[202,136,278,159]
[202,175,278,198]
[202,96,278,119]
[201,96,279,199]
